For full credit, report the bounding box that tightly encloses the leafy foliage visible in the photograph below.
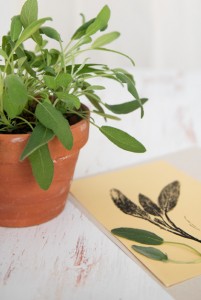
[0,0,148,189]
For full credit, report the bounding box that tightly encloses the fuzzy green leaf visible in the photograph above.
[132,245,168,261]
[20,123,55,160]
[10,15,23,41]
[35,102,73,150]
[20,0,38,28]
[92,31,120,48]
[20,0,42,44]
[100,126,146,153]
[105,98,148,114]
[71,18,96,40]
[15,17,52,49]
[43,75,56,90]
[56,92,81,110]
[85,85,105,91]
[93,110,120,120]
[3,74,28,119]
[55,73,72,88]
[28,143,54,190]
[40,26,61,42]
[86,6,110,36]
[111,228,164,245]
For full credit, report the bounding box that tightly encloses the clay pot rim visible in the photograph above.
[0,104,89,138]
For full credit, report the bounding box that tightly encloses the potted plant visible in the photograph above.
[0,0,148,227]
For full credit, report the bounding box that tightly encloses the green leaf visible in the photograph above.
[100,126,146,153]
[56,92,81,110]
[17,56,27,68]
[92,32,120,48]
[92,110,120,121]
[10,15,23,41]
[71,18,96,40]
[15,47,36,77]
[28,143,54,190]
[111,228,164,245]
[85,85,105,91]
[55,73,72,88]
[3,74,28,119]
[116,73,139,99]
[20,0,38,28]
[115,72,144,117]
[132,245,168,261]
[0,49,8,60]
[86,5,110,36]
[15,17,52,50]
[20,123,55,160]
[35,102,73,150]
[84,92,105,114]
[105,98,148,114]
[40,26,61,42]
[20,0,42,45]
[43,75,56,90]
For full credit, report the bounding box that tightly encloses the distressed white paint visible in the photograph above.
[1,70,201,300]
[11,137,26,143]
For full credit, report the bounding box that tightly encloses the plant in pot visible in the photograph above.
[0,0,148,227]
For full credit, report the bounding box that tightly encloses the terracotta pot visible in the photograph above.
[0,117,89,227]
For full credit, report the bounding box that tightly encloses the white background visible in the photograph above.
[2,0,201,70]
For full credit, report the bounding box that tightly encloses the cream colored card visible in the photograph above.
[70,161,201,287]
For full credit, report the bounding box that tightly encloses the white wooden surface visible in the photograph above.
[1,69,201,300]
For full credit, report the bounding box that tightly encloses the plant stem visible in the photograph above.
[165,212,201,243]
[164,241,201,256]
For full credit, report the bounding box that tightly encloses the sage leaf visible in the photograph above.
[55,73,72,88]
[15,47,36,77]
[85,85,105,91]
[10,16,23,41]
[84,92,105,114]
[116,72,139,99]
[20,0,42,45]
[0,49,8,60]
[105,98,148,114]
[20,0,38,27]
[35,102,73,150]
[3,74,28,119]
[20,123,55,160]
[139,194,162,216]
[43,75,56,90]
[28,143,54,190]
[158,181,180,213]
[112,228,164,245]
[132,245,168,261]
[100,126,146,153]
[15,17,52,50]
[92,110,120,121]
[40,26,61,42]
[86,5,110,36]
[92,31,120,48]
[56,92,81,110]
[71,18,96,40]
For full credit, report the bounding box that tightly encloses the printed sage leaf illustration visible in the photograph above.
[158,181,180,213]
[110,181,201,243]
[139,194,162,216]
[112,228,201,264]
